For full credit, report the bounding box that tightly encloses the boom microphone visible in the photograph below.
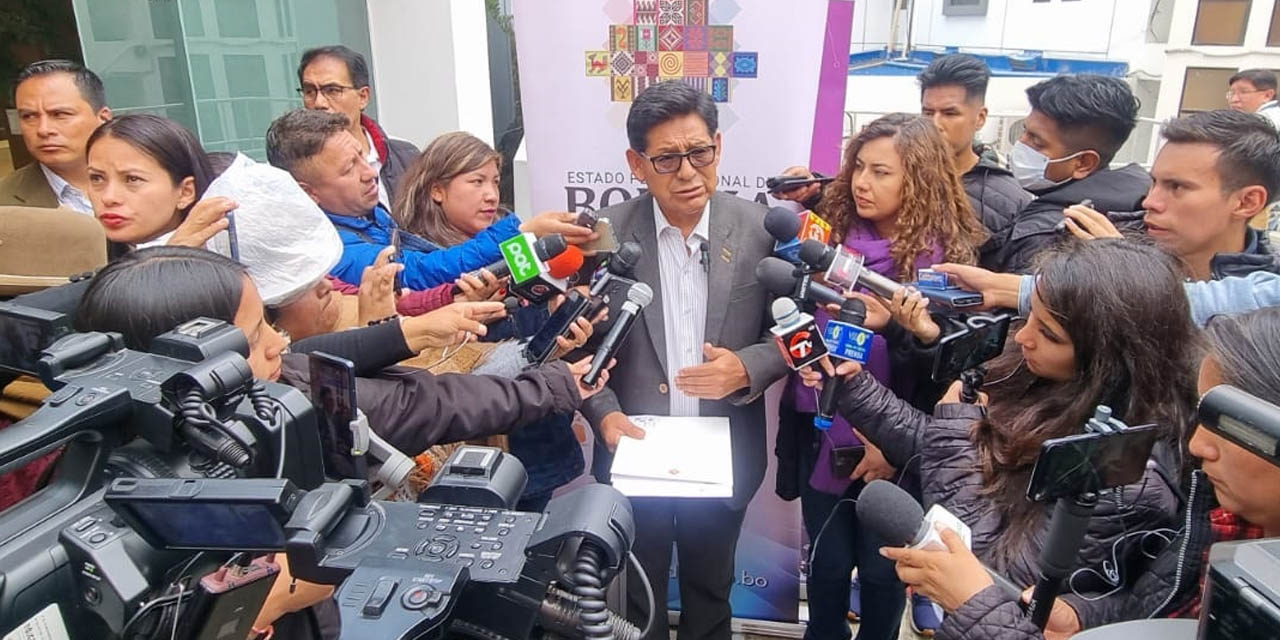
[857,480,1026,602]
[755,256,846,307]
[582,282,653,387]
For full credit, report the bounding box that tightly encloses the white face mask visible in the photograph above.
[1010,141,1086,192]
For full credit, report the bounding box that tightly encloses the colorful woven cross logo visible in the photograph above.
[585,0,758,103]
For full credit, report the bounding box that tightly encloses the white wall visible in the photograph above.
[852,0,1155,60]
[365,0,494,148]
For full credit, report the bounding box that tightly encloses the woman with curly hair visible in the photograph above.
[776,113,986,640]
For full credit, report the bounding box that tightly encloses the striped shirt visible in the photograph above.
[653,200,710,417]
[39,164,92,214]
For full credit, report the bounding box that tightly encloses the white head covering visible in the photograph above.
[201,154,342,305]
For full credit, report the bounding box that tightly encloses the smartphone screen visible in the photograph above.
[525,290,592,366]
[308,352,365,479]
[931,316,1011,382]
[1026,424,1158,502]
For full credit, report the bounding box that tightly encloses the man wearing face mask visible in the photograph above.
[992,74,1149,274]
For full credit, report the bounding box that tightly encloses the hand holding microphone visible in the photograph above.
[582,282,652,387]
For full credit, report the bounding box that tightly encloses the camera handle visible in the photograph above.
[959,366,987,404]
[349,410,416,500]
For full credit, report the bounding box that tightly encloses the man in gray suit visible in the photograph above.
[580,81,789,639]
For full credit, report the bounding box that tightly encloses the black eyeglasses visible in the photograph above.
[297,84,358,100]
[641,145,718,174]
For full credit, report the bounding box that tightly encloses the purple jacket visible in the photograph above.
[783,224,942,495]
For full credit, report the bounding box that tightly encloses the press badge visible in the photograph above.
[823,320,874,364]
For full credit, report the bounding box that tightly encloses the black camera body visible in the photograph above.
[0,311,324,639]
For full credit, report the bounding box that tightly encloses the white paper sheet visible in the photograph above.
[610,415,733,498]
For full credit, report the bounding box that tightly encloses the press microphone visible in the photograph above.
[590,241,642,297]
[857,480,1026,603]
[799,240,983,309]
[582,282,653,387]
[755,256,846,307]
[509,244,584,305]
[815,298,867,429]
[764,207,832,263]
[769,297,829,370]
[452,232,569,294]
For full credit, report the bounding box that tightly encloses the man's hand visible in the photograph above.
[252,554,334,634]
[519,211,598,245]
[773,166,823,205]
[880,526,994,613]
[453,269,505,302]
[167,196,237,248]
[1063,204,1123,240]
[850,430,896,482]
[930,263,1021,311]
[1020,588,1083,640]
[674,343,750,399]
[889,287,941,344]
[599,411,646,452]
[357,247,401,325]
[399,301,505,352]
[567,355,612,401]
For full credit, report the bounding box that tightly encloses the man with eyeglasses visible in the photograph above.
[579,81,789,639]
[1227,69,1280,130]
[297,45,418,208]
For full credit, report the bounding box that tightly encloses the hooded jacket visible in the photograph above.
[994,164,1152,273]
[1210,226,1280,280]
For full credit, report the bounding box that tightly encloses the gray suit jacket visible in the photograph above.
[580,191,789,509]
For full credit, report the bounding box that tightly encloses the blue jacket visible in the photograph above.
[324,205,522,290]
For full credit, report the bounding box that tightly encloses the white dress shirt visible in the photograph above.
[653,199,710,417]
[39,164,93,214]
[364,127,390,209]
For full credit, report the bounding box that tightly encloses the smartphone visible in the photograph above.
[931,315,1012,382]
[580,218,620,254]
[829,445,866,478]
[207,210,240,262]
[766,175,834,195]
[524,290,593,366]
[1026,424,1159,502]
[390,227,404,291]
[308,352,367,480]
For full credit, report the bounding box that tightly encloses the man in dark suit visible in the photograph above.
[0,60,111,213]
[580,81,789,639]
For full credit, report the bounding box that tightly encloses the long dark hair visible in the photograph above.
[76,246,247,350]
[973,239,1199,569]
[86,114,214,219]
[818,113,986,279]
[1203,308,1280,402]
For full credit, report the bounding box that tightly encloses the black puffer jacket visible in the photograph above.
[938,471,1217,639]
[1211,227,1280,279]
[964,158,1033,269]
[832,371,1181,588]
[993,164,1152,274]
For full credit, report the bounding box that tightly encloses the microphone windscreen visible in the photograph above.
[625,282,654,307]
[755,257,799,296]
[536,233,568,260]
[771,296,799,324]
[799,239,833,270]
[856,480,925,547]
[763,207,801,243]
[547,245,584,278]
[612,241,643,274]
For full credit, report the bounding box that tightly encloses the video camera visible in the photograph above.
[101,447,640,640]
[0,303,323,638]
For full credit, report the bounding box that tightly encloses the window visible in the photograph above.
[943,0,988,16]
[1179,67,1237,116]
[1269,0,1280,47]
[1192,0,1250,46]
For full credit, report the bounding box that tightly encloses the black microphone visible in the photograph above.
[815,298,866,429]
[1026,497,1097,629]
[582,282,653,387]
[451,233,569,294]
[857,480,1026,604]
[590,241,642,297]
[755,256,846,307]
